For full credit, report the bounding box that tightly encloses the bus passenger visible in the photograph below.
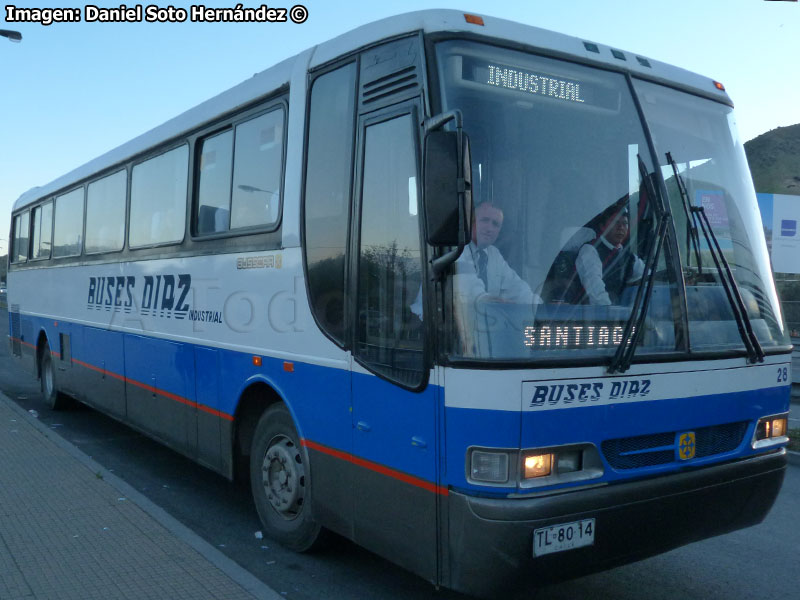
[574,206,644,305]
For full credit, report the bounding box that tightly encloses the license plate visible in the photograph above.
[533,518,595,557]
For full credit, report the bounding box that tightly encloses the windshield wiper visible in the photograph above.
[667,153,764,363]
[666,153,703,276]
[608,156,668,374]
[691,204,765,363]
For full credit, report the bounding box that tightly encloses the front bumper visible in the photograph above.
[445,450,786,599]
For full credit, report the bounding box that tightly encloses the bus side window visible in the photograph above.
[195,107,284,236]
[356,112,424,387]
[130,145,189,248]
[304,62,357,346]
[230,109,284,230]
[53,187,84,258]
[86,169,126,254]
[31,201,53,260]
[196,130,233,235]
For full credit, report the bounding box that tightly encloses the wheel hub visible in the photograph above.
[261,436,305,519]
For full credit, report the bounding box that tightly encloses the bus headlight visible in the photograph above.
[470,449,509,483]
[467,444,603,488]
[752,414,789,449]
[523,453,553,478]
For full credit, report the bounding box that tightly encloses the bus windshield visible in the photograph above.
[633,78,789,352]
[435,40,789,361]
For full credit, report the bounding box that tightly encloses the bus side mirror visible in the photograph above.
[423,130,471,247]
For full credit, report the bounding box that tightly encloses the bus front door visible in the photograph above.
[351,107,439,582]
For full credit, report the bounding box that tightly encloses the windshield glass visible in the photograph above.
[435,41,680,361]
[633,79,789,350]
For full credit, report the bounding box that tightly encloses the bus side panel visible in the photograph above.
[194,346,223,472]
[39,320,78,395]
[350,370,439,584]
[124,333,196,456]
[18,313,36,375]
[303,447,355,539]
[79,326,126,419]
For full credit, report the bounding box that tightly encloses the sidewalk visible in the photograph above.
[0,392,280,600]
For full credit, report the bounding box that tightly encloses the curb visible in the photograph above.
[2,393,282,600]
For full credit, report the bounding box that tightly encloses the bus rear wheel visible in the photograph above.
[250,404,324,552]
[40,345,70,411]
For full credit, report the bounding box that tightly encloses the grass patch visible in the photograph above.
[789,428,800,453]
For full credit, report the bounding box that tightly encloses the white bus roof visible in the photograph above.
[14,9,729,211]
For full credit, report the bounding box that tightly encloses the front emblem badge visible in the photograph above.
[677,432,696,460]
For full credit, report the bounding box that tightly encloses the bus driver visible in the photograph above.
[451,202,541,355]
[455,201,540,305]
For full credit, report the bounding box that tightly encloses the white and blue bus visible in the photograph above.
[7,10,792,598]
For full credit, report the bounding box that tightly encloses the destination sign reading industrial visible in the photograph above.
[456,55,623,110]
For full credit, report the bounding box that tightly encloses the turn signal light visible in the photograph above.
[753,415,789,449]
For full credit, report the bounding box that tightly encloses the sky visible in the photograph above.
[1,0,799,256]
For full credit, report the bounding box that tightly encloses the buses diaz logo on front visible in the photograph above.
[529,378,651,408]
[87,274,192,320]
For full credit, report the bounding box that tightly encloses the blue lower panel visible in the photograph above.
[20,314,359,475]
[124,333,195,454]
[195,347,222,470]
[80,326,126,418]
[352,369,438,483]
[16,314,449,496]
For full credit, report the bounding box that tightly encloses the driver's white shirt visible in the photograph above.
[454,242,540,306]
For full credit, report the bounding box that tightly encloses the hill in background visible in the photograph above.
[744,123,800,195]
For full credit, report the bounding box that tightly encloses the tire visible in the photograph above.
[40,345,70,411]
[250,404,324,552]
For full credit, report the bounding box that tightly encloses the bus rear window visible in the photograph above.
[11,211,29,263]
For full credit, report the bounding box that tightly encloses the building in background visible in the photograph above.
[757,193,800,334]
[757,192,799,389]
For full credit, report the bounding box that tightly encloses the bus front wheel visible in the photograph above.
[250,404,324,552]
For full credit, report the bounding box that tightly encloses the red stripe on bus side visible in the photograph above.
[68,357,234,422]
[10,336,52,355]
[302,439,449,497]
[10,337,37,351]
[9,334,232,421]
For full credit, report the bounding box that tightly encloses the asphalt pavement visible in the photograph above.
[0,389,280,600]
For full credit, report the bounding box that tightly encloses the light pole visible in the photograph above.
[0,29,22,43]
